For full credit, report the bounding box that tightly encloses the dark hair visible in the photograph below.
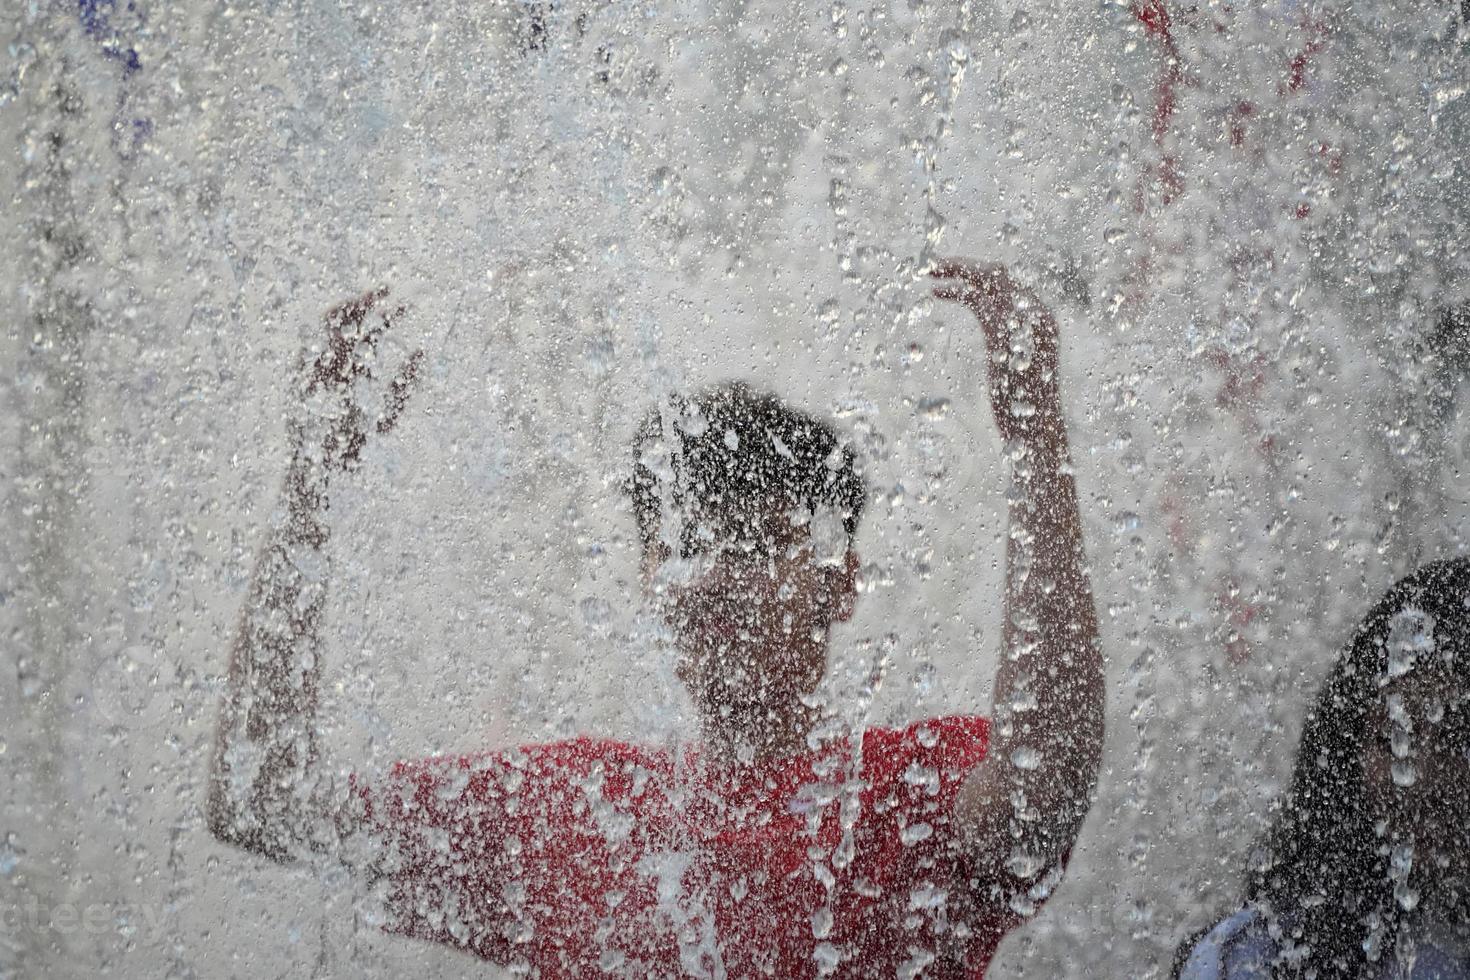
[1241,557,1470,977]
[627,382,866,556]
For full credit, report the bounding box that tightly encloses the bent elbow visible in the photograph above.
[206,777,293,864]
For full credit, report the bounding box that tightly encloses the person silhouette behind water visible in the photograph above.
[205,261,1107,978]
[1175,556,1470,979]
[1176,303,1470,980]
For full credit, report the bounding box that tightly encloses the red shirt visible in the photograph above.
[353,715,1023,978]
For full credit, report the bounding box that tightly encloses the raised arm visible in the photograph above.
[207,289,422,861]
[931,261,1104,923]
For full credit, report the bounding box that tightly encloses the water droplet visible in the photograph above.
[918,398,950,421]
[813,940,844,975]
[0,833,22,876]
[898,949,937,980]
[1010,746,1044,770]
[435,767,470,801]
[580,597,612,626]
[1433,84,1465,108]
[900,822,934,845]
[1008,891,1038,917]
[1006,848,1046,879]
[1386,607,1436,677]
[902,762,940,794]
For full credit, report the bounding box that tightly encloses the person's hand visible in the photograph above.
[297,288,424,473]
[931,260,1064,449]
